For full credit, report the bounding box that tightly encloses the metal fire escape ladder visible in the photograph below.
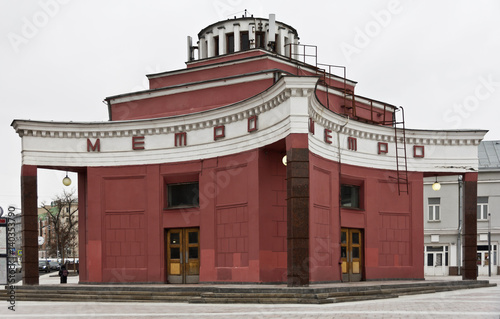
[393,107,409,195]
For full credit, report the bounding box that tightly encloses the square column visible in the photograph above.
[218,26,226,55]
[21,165,38,285]
[286,147,309,287]
[233,23,240,52]
[206,32,214,58]
[462,172,478,280]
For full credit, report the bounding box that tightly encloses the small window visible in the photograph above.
[477,197,488,220]
[167,182,199,209]
[427,253,433,266]
[240,32,249,51]
[226,33,234,54]
[341,185,360,208]
[255,31,266,49]
[428,197,440,221]
[213,36,219,56]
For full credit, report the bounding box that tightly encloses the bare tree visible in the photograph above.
[40,189,78,264]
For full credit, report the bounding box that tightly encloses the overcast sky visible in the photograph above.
[1,0,499,210]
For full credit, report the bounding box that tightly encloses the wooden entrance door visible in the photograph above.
[165,228,200,284]
[341,228,363,282]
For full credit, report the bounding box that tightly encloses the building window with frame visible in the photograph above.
[425,246,448,266]
[226,33,234,54]
[255,31,266,49]
[166,182,199,209]
[477,197,488,220]
[240,31,249,51]
[213,36,219,56]
[341,185,360,208]
[428,197,440,221]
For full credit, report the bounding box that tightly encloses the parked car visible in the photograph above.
[38,261,50,273]
[48,261,60,271]
[13,262,22,273]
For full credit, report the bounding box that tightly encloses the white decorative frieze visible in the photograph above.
[12,76,486,173]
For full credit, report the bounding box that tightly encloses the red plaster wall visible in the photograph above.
[151,56,278,89]
[315,90,394,125]
[110,79,273,121]
[81,149,272,283]
[309,155,340,282]
[258,150,287,282]
[309,153,424,282]
[186,50,267,68]
[309,162,338,282]
[79,147,423,284]
[82,165,162,283]
[198,150,261,282]
[152,54,354,93]
[112,53,357,121]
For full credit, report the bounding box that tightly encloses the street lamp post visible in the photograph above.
[488,212,491,277]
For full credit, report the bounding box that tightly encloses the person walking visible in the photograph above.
[59,265,68,284]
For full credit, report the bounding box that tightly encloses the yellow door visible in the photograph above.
[341,228,363,282]
[166,228,199,284]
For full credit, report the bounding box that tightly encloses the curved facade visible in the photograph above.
[13,15,487,286]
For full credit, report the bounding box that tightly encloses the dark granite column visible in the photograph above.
[286,148,309,287]
[78,170,87,283]
[21,165,38,285]
[462,172,478,280]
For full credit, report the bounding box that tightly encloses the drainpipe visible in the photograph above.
[337,115,349,282]
[457,175,463,276]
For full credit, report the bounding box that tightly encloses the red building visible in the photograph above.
[13,15,486,286]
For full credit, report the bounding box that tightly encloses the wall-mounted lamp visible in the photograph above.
[62,172,72,186]
[282,155,287,166]
[432,176,441,191]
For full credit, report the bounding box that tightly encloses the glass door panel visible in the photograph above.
[166,228,200,284]
[341,228,363,282]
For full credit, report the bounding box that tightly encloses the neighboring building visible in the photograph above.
[424,141,500,276]
[38,203,79,261]
[13,15,486,285]
[12,212,22,261]
[38,205,51,260]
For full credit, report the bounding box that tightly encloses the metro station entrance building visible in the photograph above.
[13,15,486,286]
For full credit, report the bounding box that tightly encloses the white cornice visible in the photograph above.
[12,76,317,167]
[309,96,485,146]
[308,94,487,173]
[13,77,316,139]
[12,75,487,172]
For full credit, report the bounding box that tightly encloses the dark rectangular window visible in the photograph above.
[255,31,266,49]
[167,182,199,209]
[214,36,219,56]
[188,247,199,259]
[341,185,360,208]
[427,253,433,266]
[226,33,234,53]
[241,32,249,51]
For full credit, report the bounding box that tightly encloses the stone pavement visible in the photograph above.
[1,275,499,318]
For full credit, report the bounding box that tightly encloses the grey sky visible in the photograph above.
[1,0,499,209]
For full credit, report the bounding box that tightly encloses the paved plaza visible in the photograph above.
[2,274,499,318]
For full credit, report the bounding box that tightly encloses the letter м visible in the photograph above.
[87,138,100,152]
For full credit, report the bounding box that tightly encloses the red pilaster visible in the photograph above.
[462,172,478,280]
[21,165,38,285]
